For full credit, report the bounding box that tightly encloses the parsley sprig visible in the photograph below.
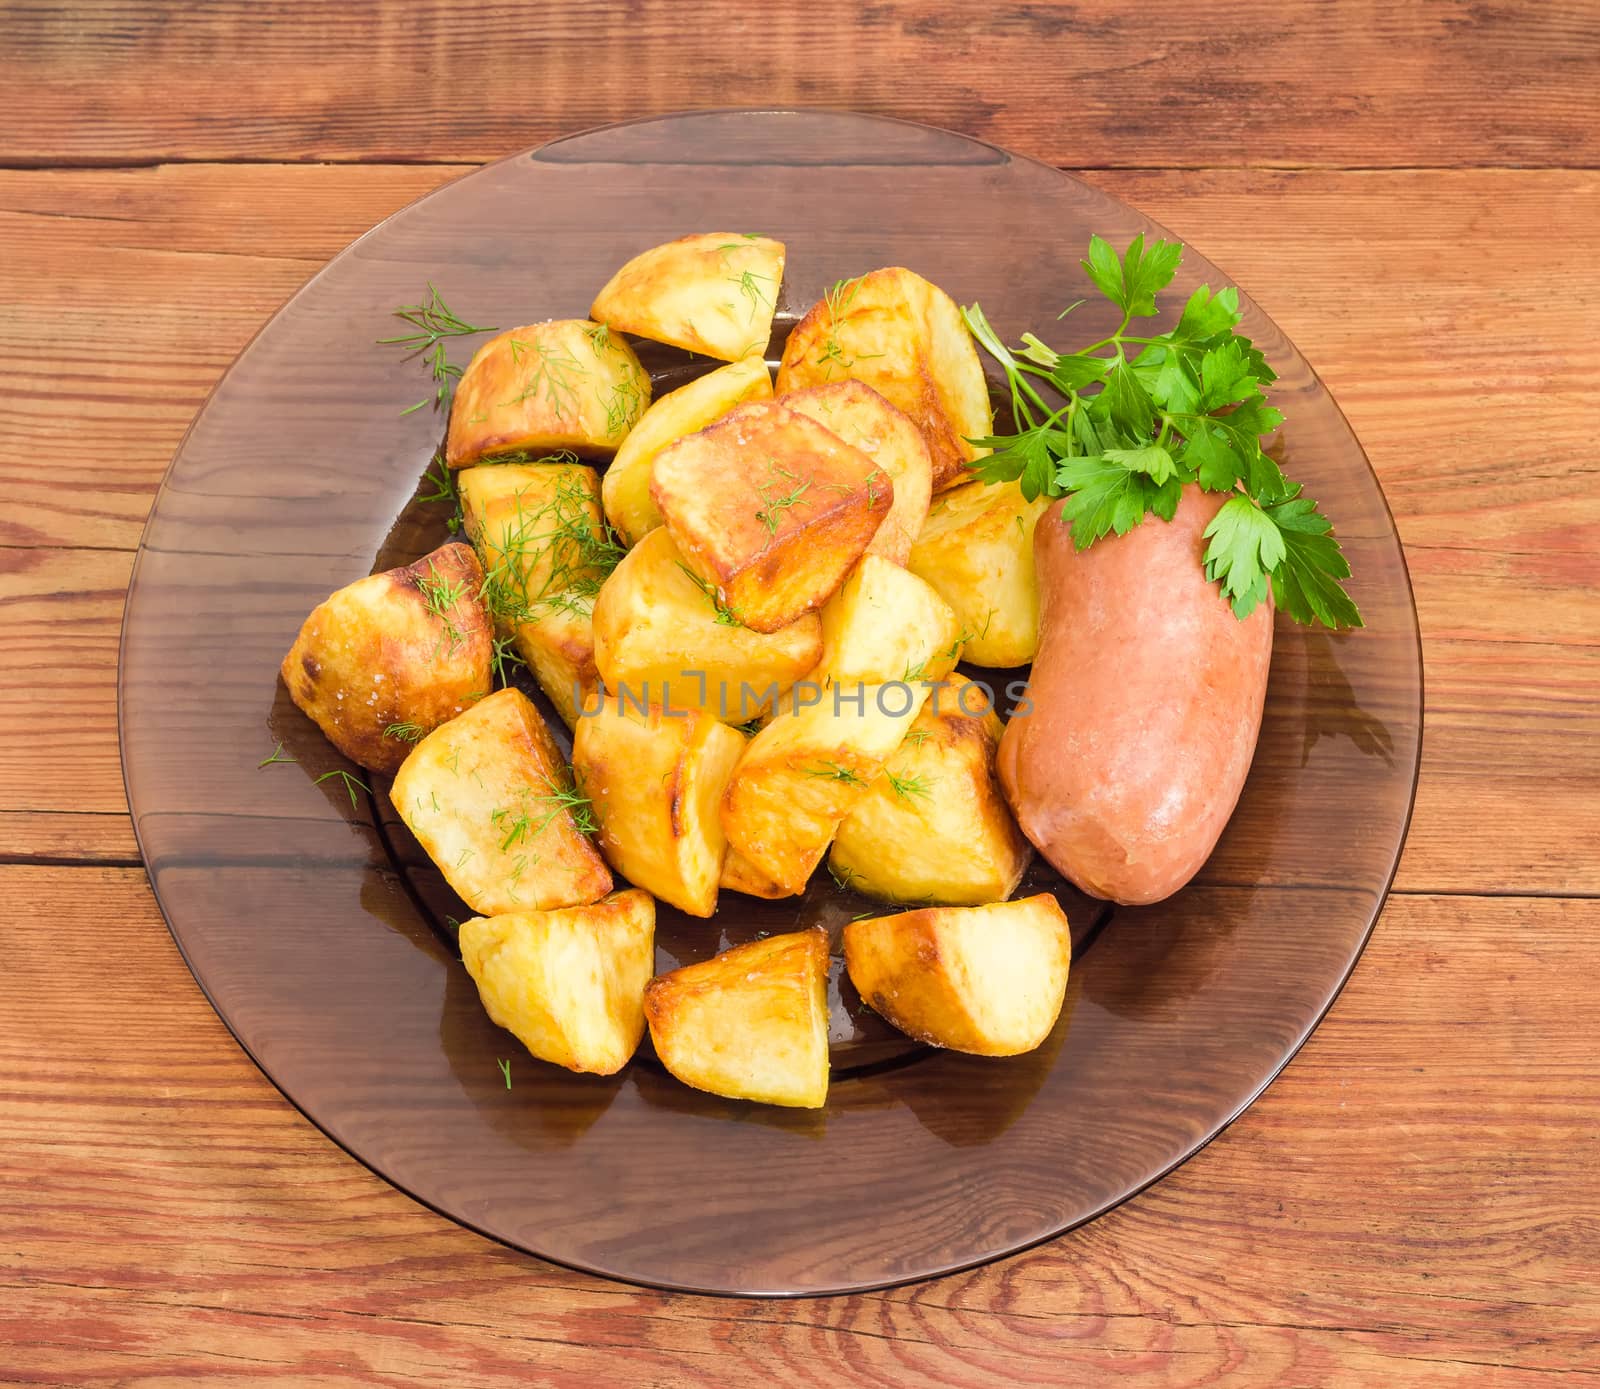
[962,235,1360,629]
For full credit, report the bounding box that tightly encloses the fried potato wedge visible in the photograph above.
[644,928,829,1107]
[720,684,934,896]
[282,541,492,775]
[511,606,597,731]
[719,847,796,900]
[651,399,891,633]
[602,357,773,546]
[843,894,1070,1055]
[775,267,993,492]
[817,554,964,686]
[445,319,649,466]
[591,233,786,363]
[781,379,932,566]
[460,889,654,1075]
[909,479,1048,667]
[459,462,615,726]
[391,687,612,915]
[591,527,822,723]
[830,676,1033,905]
[573,698,747,917]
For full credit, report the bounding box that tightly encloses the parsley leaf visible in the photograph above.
[960,234,1362,629]
[969,425,1074,501]
[1202,496,1285,618]
[1267,493,1363,629]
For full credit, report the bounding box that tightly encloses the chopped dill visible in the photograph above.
[675,562,743,626]
[804,761,867,787]
[887,771,934,802]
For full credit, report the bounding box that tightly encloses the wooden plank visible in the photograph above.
[3,1,1598,168]
[2,869,1595,1380]
[0,547,132,817]
[0,811,140,863]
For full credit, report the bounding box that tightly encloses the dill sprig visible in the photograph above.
[258,742,298,768]
[753,458,811,535]
[383,721,425,743]
[419,453,464,533]
[417,562,470,657]
[813,276,886,380]
[887,771,934,802]
[674,562,743,626]
[804,761,867,787]
[489,633,528,686]
[828,861,861,892]
[490,775,600,844]
[473,471,626,643]
[502,338,588,421]
[315,768,371,810]
[380,285,495,418]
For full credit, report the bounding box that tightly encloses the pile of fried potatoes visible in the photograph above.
[281,234,1071,1108]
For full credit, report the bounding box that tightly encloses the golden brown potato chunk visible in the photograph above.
[651,400,891,633]
[459,889,655,1075]
[281,541,492,775]
[908,479,1048,667]
[572,698,747,918]
[391,687,612,915]
[719,559,963,894]
[644,928,829,1108]
[719,847,795,900]
[591,527,822,724]
[603,357,774,546]
[445,319,649,466]
[781,379,933,566]
[721,688,929,897]
[776,268,993,493]
[591,233,786,363]
[458,462,618,726]
[816,554,965,686]
[843,894,1071,1055]
[830,676,1033,905]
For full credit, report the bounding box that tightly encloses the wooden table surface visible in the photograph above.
[3,3,1597,1383]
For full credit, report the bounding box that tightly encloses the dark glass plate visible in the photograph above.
[119,110,1422,1297]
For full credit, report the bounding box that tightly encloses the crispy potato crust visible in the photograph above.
[781,379,933,566]
[281,541,492,775]
[445,319,649,466]
[644,927,829,1107]
[591,527,822,724]
[458,462,609,726]
[650,400,892,633]
[391,687,611,915]
[843,894,1070,1055]
[459,889,655,1075]
[603,357,774,546]
[573,697,747,917]
[776,267,993,493]
[908,478,1048,667]
[830,675,1033,905]
[591,233,786,363]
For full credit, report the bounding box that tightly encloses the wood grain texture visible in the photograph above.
[5,4,1599,1374]
[3,870,1596,1381]
[3,0,1598,169]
